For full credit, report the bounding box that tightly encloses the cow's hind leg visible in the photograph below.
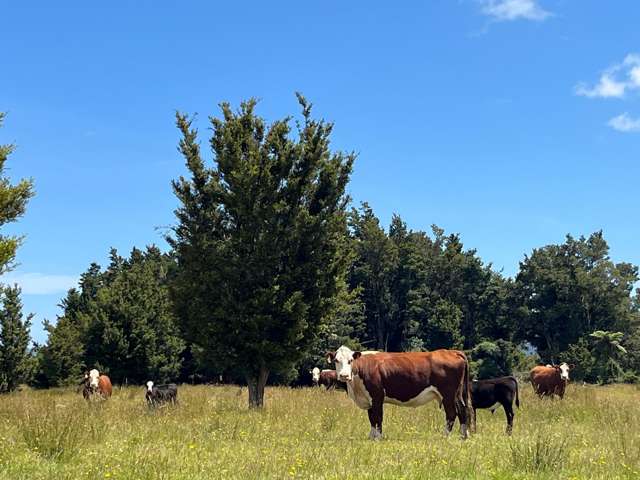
[502,401,515,435]
[455,397,469,439]
[442,399,457,437]
[367,401,383,441]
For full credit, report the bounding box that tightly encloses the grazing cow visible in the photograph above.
[530,363,574,399]
[471,376,520,434]
[327,345,472,440]
[145,381,178,407]
[81,369,112,400]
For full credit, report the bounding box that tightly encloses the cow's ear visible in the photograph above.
[326,352,336,364]
[352,351,362,360]
[569,364,575,369]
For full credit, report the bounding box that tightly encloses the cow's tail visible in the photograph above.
[458,352,474,431]
[512,376,520,408]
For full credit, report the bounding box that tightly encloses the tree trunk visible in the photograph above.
[246,366,269,409]
[376,306,385,351]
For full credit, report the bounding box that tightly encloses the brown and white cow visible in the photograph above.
[81,369,112,400]
[327,345,472,440]
[310,368,340,389]
[530,363,574,399]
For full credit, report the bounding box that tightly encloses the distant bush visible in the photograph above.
[562,331,638,385]
[470,340,522,379]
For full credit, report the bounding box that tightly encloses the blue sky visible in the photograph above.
[1,1,638,343]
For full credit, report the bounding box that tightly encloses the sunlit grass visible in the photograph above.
[0,383,638,479]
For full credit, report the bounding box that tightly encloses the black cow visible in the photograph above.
[471,376,520,434]
[145,381,178,407]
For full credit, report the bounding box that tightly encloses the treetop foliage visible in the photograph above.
[0,112,35,275]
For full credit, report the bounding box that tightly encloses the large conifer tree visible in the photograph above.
[169,96,354,407]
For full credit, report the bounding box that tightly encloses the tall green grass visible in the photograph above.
[0,383,638,479]
[509,431,565,473]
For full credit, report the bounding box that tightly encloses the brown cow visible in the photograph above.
[327,345,472,440]
[81,369,112,400]
[530,363,574,399]
[310,368,340,389]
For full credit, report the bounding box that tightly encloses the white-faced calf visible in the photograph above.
[310,367,342,389]
[80,369,112,400]
[145,381,178,407]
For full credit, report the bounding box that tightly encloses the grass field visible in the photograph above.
[0,383,639,479]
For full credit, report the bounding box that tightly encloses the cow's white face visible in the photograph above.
[310,368,320,384]
[89,369,100,388]
[146,381,154,392]
[328,345,361,382]
[559,362,571,381]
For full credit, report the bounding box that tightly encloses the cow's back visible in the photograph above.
[356,350,467,403]
[530,366,560,394]
[98,375,113,398]
[319,370,337,387]
[472,376,518,407]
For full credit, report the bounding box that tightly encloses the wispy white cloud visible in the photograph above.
[1,273,78,295]
[575,54,640,99]
[575,74,626,99]
[608,113,640,133]
[479,0,552,22]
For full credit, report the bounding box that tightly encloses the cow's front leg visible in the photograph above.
[367,402,383,440]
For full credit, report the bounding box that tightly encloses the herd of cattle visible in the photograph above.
[80,347,574,440]
[80,369,178,407]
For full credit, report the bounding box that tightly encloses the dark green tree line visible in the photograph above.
[348,205,517,355]
[36,246,184,386]
[28,99,640,390]
[515,232,638,362]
